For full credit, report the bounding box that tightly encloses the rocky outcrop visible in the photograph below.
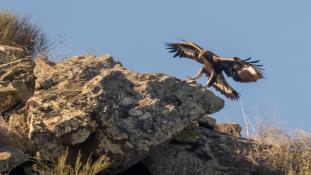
[0,55,225,173]
[0,54,266,175]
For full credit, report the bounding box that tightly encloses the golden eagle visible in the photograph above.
[166,41,264,100]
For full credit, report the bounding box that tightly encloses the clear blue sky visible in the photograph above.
[2,0,311,133]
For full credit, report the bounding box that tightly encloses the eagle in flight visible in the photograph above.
[166,41,264,100]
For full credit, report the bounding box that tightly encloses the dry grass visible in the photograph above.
[0,10,47,62]
[33,150,110,175]
[239,114,311,175]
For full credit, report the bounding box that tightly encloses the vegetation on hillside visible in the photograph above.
[33,150,110,175]
[239,116,311,175]
[0,10,48,63]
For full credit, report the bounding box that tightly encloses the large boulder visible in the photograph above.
[23,55,224,173]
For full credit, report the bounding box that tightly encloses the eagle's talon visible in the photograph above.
[186,76,197,81]
[186,77,197,84]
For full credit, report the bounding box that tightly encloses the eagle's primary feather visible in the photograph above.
[166,41,206,64]
[220,57,264,83]
[212,73,240,100]
[166,41,264,100]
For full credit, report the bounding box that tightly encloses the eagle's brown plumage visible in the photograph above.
[166,41,264,100]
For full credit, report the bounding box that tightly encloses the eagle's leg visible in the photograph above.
[204,71,216,87]
[187,66,204,81]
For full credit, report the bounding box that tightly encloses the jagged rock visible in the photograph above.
[143,126,256,175]
[215,123,242,138]
[0,58,35,119]
[0,146,29,172]
[22,55,224,173]
[197,114,216,129]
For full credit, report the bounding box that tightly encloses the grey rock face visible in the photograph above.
[198,114,216,129]
[0,146,29,172]
[23,55,224,172]
[143,126,256,175]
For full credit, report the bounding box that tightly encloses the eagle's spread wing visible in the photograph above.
[219,57,264,83]
[212,73,240,100]
[166,41,205,63]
